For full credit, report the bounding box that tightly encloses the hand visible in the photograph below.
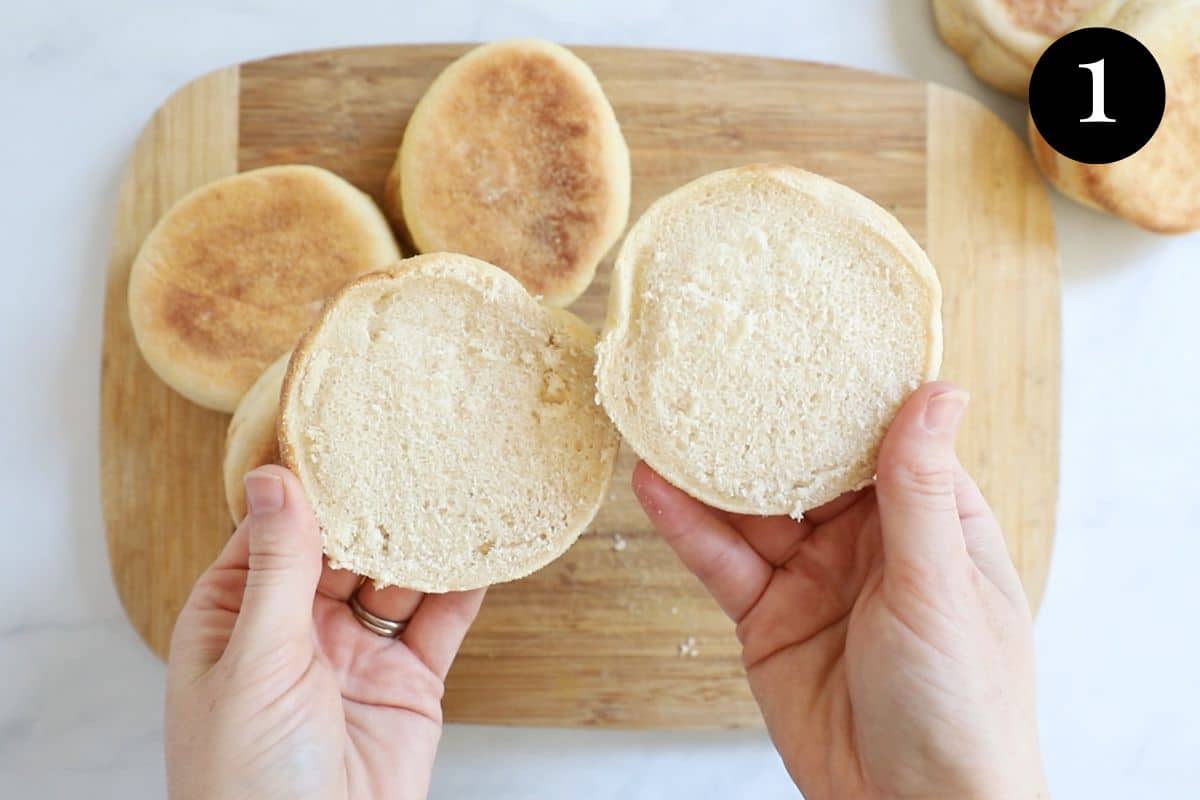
[634,382,1048,800]
[165,465,485,800]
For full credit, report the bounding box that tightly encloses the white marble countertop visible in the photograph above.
[3,0,1198,796]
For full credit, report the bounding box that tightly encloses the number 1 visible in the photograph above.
[1079,59,1116,123]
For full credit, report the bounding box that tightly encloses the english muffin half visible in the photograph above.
[128,165,400,412]
[1028,0,1200,233]
[596,165,943,519]
[223,351,289,523]
[933,0,1105,95]
[388,39,630,307]
[279,253,620,592]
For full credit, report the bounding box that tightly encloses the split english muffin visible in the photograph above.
[128,165,400,412]
[595,165,943,519]
[278,252,620,592]
[387,39,630,307]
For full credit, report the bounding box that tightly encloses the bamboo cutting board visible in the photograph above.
[102,45,1060,729]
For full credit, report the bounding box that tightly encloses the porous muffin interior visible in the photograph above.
[283,256,618,591]
[598,167,940,517]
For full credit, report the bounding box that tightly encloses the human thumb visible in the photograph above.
[874,381,970,576]
[229,465,322,655]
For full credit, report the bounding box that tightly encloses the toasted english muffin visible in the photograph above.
[223,351,288,523]
[128,165,400,412]
[278,253,620,592]
[1028,0,1200,233]
[933,0,1106,95]
[387,39,630,307]
[595,165,943,519]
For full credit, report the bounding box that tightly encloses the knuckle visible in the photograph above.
[695,543,738,585]
[246,547,298,576]
[734,606,766,650]
[218,641,294,686]
[887,557,954,597]
[884,453,957,509]
[248,518,306,566]
[415,667,446,706]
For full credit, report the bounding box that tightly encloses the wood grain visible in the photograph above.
[926,86,1060,611]
[101,46,1059,728]
[102,67,239,662]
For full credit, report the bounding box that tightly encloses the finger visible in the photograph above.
[170,520,253,676]
[318,561,362,602]
[725,512,809,567]
[953,461,1025,606]
[632,461,772,622]
[874,382,970,577]
[177,519,252,618]
[228,466,322,655]
[804,488,868,526]
[354,582,424,627]
[402,589,487,679]
[196,504,255,576]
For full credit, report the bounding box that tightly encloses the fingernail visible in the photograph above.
[245,471,284,515]
[921,390,968,434]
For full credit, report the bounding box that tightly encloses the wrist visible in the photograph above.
[895,771,1048,800]
[965,773,1049,800]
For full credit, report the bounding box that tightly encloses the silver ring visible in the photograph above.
[349,589,409,638]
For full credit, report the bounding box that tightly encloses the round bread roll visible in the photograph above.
[223,351,289,523]
[387,39,630,307]
[595,165,943,519]
[933,0,1104,96]
[278,253,620,592]
[1028,0,1200,233]
[128,165,400,412]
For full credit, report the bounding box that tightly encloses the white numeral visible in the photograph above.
[1079,59,1116,123]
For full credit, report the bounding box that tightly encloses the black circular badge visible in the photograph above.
[1029,27,1165,164]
